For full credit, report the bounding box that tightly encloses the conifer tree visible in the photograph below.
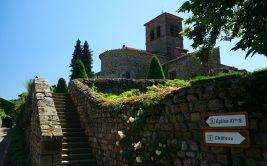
[55,78,67,93]
[147,56,165,79]
[81,41,94,78]
[71,60,88,80]
[70,39,82,78]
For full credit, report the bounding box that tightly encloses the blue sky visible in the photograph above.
[0,0,266,100]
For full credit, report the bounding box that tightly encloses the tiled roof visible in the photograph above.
[144,12,183,26]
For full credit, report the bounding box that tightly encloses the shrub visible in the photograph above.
[0,108,9,119]
[55,78,67,93]
[70,59,88,80]
[50,85,57,92]
[147,56,165,79]
[0,98,14,118]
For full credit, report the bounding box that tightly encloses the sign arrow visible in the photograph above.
[205,132,245,144]
[206,114,246,128]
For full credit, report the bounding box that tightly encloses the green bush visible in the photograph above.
[0,108,9,119]
[147,56,165,79]
[70,59,88,80]
[50,85,57,92]
[0,98,15,119]
[55,78,68,93]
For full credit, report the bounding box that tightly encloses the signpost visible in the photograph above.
[202,112,250,148]
[202,112,248,129]
[203,130,250,148]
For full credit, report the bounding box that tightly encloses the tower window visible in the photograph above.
[150,29,154,41]
[125,72,131,79]
[156,26,161,38]
[170,24,180,37]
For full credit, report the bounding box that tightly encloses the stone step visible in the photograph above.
[61,159,97,166]
[52,93,97,165]
[57,114,79,120]
[61,128,85,133]
[54,101,72,105]
[62,131,86,137]
[60,123,82,128]
[62,142,89,149]
[55,105,75,109]
[61,127,84,132]
[62,153,94,161]
[56,110,76,114]
[56,111,77,115]
[52,93,70,96]
[62,148,92,154]
[59,119,80,124]
[52,95,70,99]
[63,136,88,142]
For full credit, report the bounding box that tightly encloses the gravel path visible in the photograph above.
[0,128,11,166]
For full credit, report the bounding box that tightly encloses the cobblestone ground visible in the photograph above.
[0,128,11,166]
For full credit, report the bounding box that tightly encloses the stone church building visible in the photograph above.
[98,13,222,80]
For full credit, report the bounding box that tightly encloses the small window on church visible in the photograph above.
[170,24,180,37]
[169,71,177,80]
[126,72,131,79]
[156,26,161,38]
[170,24,175,36]
[150,29,154,41]
[175,26,180,37]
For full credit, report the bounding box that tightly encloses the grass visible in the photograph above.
[190,72,244,85]
[251,67,267,76]
[90,68,267,101]
[93,79,190,101]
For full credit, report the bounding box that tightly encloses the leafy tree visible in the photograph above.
[71,60,88,80]
[178,0,267,62]
[70,39,82,78]
[147,56,165,79]
[55,78,68,93]
[81,41,94,78]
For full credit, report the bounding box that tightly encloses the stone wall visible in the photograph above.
[99,49,169,79]
[69,75,267,166]
[163,48,221,80]
[28,79,63,166]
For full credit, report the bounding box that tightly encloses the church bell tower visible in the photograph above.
[144,13,185,59]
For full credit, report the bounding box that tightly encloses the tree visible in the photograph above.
[178,0,267,62]
[147,56,165,79]
[55,78,67,93]
[81,41,94,78]
[71,60,88,80]
[70,39,82,78]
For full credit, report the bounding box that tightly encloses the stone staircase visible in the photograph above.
[52,93,97,166]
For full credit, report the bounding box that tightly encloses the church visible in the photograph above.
[97,13,222,80]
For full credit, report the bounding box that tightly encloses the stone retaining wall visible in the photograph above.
[69,76,267,166]
[29,79,63,166]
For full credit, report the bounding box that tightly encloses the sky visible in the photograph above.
[0,0,266,100]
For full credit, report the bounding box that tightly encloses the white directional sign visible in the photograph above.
[205,132,245,144]
[206,114,246,127]
[202,112,248,129]
[203,130,250,148]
